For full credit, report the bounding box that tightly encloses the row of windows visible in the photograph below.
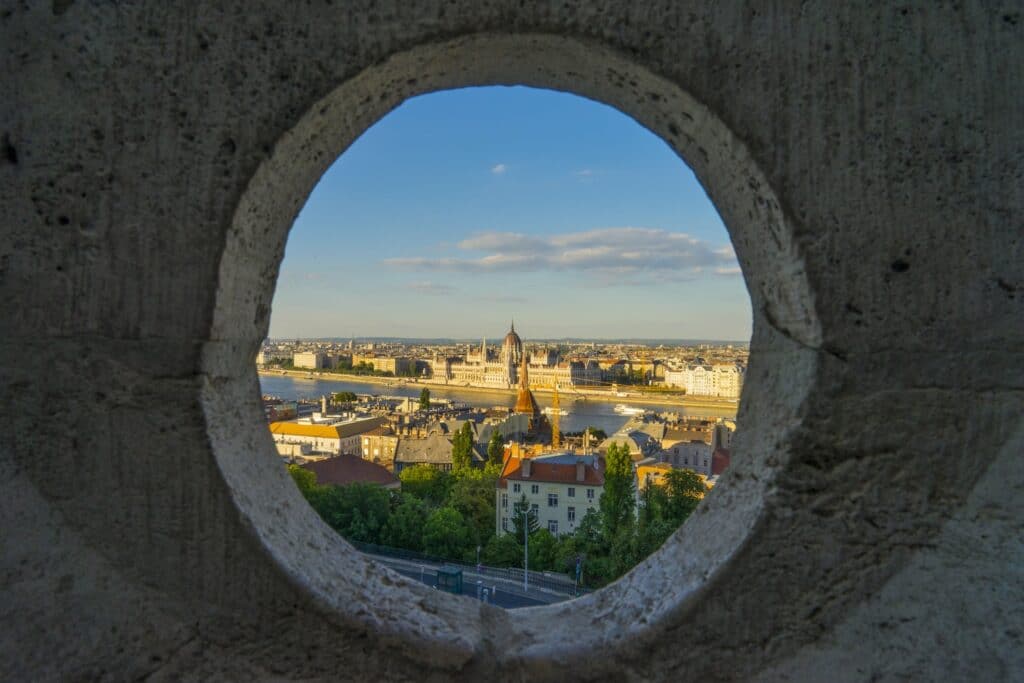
[500,509,577,534]
[502,518,563,535]
[510,482,595,498]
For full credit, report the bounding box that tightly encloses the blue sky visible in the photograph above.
[270,86,752,341]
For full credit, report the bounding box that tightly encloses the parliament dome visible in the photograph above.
[501,321,523,365]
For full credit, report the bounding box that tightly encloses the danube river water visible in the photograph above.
[259,374,732,437]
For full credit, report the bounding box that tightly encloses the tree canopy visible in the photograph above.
[422,507,472,560]
[418,387,430,411]
[486,429,505,465]
[600,442,636,539]
[287,438,709,590]
[451,421,475,472]
[398,463,451,505]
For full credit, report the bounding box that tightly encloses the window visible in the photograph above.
[567,487,575,498]
[567,506,576,522]
[548,493,558,507]
[531,503,539,516]
[548,520,558,534]
[501,517,508,531]
[703,459,708,468]
[501,494,507,508]
[512,483,521,493]
[531,484,539,494]
[586,488,595,500]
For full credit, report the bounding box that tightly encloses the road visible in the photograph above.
[366,553,579,609]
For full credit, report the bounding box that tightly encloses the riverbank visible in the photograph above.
[258,368,738,416]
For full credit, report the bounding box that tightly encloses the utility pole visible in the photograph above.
[522,507,530,592]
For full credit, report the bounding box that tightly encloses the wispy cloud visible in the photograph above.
[383,227,740,284]
[490,163,507,175]
[573,168,595,179]
[408,281,455,296]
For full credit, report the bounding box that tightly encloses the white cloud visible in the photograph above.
[383,227,741,284]
[490,163,507,175]
[714,266,742,276]
[574,168,594,177]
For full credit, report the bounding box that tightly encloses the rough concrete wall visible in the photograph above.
[1,2,1021,681]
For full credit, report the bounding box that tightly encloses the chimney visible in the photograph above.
[522,458,531,478]
[576,461,585,482]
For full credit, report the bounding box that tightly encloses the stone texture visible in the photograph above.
[1,2,1021,681]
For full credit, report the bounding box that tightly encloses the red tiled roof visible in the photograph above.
[497,456,605,488]
[302,454,399,488]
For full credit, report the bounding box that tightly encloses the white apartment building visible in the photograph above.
[495,452,605,537]
[256,348,292,365]
[663,362,745,399]
[293,351,334,369]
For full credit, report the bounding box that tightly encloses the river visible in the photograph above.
[259,374,734,437]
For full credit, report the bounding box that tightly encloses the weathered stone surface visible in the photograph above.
[1,2,1020,680]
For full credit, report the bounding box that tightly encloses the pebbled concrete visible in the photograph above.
[1,2,1021,681]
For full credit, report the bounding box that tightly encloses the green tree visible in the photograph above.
[288,464,319,496]
[553,535,581,579]
[451,422,474,472]
[324,483,391,543]
[486,429,505,465]
[511,494,539,539]
[662,468,707,526]
[418,387,431,411]
[288,465,338,524]
[482,531,523,566]
[528,529,559,571]
[448,466,499,549]
[332,391,357,403]
[585,426,607,442]
[382,495,428,551]
[399,464,450,505]
[600,442,636,539]
[422,507,472,560]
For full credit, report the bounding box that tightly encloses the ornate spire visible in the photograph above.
[519,348,529,389]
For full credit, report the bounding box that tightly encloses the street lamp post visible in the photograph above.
[522,507,530,592]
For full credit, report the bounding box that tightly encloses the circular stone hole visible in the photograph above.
[201,33,818,671]
[259,84,753,608]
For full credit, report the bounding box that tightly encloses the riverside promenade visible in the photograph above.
[258,367,739,416]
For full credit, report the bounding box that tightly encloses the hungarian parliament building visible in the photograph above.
[431,322,603,390]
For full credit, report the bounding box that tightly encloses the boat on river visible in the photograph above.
[543,407,568,416]
[614,404,645,416]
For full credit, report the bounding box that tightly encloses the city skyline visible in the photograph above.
[265,334,750,344]
[270,86,752,341]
